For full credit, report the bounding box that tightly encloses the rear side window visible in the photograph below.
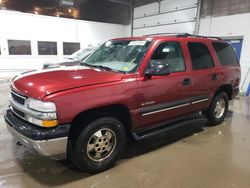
[188,42,214,70]
[212,42,239,66]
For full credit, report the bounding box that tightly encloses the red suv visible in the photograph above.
[4,34,241,173]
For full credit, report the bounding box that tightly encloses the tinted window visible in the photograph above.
[151,42,185,72]
[63,42,80,55]
[188,42,214,70]
[8,40,31,55]
[38,41,57,55]
[212,42,239,65]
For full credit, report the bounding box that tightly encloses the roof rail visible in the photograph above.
[143,32,189,37]
[177,33,223,40]
[144,33,222,40]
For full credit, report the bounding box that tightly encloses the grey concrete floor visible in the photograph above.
[0,82,250,188]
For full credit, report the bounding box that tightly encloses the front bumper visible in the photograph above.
[4,109,71,159]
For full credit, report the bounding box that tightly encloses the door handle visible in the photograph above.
[212,74,218,81]
[183,78,191,86]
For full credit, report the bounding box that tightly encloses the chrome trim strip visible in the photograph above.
[141,97,210,116]
[191,98,209,104]
[142,103,190,116]
[9,98,56,120]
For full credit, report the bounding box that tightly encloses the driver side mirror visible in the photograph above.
[145,61,171,77]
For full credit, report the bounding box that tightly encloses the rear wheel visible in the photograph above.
[69,117,125,173]
[203,92,229,126]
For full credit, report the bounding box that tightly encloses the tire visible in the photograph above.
[70,117,125,173]
[203,92,229,126]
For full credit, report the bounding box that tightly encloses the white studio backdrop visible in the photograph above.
[0,10,129,72]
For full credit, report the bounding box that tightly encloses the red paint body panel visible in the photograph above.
[11,36,241,130]
[44,74,138,124]
[12,66,123,99]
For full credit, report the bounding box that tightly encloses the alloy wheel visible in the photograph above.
[87,128,117,162]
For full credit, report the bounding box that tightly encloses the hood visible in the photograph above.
[12,66,124,99]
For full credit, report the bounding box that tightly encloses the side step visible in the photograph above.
[132,117,207,140]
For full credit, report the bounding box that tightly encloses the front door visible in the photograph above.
[137,41,193,128]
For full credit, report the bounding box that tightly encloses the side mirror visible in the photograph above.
[145,61,171,76]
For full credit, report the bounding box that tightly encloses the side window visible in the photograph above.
[8,40,32,55]
[38,41,57,55]
[212,42,239,66]
[150,42,185,73]
[188,42,214,70]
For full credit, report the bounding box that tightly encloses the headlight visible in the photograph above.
[26,115,58,127]
[26,98,56,112]
[25,98,58,127]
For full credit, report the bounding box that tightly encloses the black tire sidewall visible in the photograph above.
[72,117,125,173]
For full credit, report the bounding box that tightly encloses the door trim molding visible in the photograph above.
[141,95,209,116]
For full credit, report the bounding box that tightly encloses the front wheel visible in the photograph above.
[204,92,229,126]
[70,117,125,173]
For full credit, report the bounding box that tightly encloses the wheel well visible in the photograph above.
[215,84,233,100]
[69,104,132,140]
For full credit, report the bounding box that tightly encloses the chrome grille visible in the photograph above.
[8,91,57,126]
[11,106,26,119]
[11,90,26,105]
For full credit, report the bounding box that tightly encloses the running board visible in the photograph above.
[132,117,207,140]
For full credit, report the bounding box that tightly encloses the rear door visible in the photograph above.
[185,41,221,111]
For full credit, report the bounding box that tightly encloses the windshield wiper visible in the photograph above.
[82,63,125,74]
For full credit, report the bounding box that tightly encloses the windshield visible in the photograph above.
[82,40,151,73]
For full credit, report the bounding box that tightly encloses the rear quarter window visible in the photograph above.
[212,42,239,66]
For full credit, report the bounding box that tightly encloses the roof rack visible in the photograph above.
[177,33,223,40]
[144,33,222,40]
[144,32,188,37]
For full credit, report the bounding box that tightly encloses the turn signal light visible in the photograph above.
[42,120,59,127]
